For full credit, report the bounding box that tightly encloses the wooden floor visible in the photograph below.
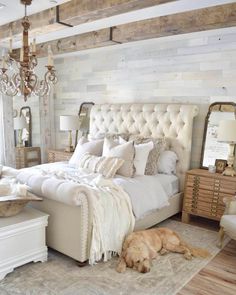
[176,215,236,295]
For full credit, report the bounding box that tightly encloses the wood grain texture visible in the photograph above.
[113,3,236,42]
[59,0,175,26]
[182,169,236,223]
[13,3,236,58]
[0,0,174,43]
[178,239,236,295]
[0,7,62,41]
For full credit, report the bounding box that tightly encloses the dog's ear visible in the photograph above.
[146,245,157,260]
[116,256,127,273]
[122,234,134,251]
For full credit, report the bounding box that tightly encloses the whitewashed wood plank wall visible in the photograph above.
[13,27,236,168]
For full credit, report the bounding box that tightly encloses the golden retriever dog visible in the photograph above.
[116,228,210,273]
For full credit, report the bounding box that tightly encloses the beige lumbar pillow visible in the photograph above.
[79,153,124,178]
[102,137,135,177]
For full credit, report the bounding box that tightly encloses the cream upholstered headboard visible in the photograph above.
[89,104,199,190]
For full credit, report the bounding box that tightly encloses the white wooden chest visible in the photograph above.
[0,207,48,280]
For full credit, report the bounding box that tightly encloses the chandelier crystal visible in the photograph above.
[0,0,57,101]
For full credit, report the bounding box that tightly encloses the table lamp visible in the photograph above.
[217,120,236,176]
[60,115,81,152]
[14,116,27,147]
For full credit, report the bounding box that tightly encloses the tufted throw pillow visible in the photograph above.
[69,137,104,166]
[78,153,124,178]
[129,135,166,175]
[102,137,135,177]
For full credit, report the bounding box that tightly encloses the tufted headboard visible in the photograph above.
[89,104,199,190]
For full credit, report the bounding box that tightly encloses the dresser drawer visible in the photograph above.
[186,175,214,190]
[185,187,231,206]
[186,175,236,194]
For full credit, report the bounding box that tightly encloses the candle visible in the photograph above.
[1,56,6,69]
[32,38,36,52]
[20,47,24,62]
[47,45,54,66]
[30,42,33,53]
[48,54,54,67]
[9,27,13,53]
[9,38,12,53]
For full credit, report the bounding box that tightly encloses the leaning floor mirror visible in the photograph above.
[200,102,236,169]
[20,106,32,147]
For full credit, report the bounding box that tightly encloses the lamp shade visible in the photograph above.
[60,115,80,131]
[217,120,236,143]
[14,117,27,130]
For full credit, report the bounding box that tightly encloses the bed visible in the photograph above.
[23,103,198,263]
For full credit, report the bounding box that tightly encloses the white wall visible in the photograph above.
[51,26,236,168]
[12,27,235,166]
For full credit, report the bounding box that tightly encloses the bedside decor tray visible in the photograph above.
[0,193,42,217]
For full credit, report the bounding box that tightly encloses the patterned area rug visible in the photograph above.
[0,220,229,295]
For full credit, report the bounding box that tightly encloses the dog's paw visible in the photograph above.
[184,253,192,260]
[160,248,169,255]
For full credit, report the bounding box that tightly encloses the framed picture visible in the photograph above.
[215,159,227,173]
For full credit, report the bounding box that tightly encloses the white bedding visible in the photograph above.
[114,174,179,219]
[16,162,179,219]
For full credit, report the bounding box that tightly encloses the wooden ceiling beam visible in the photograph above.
[12,3,236,58]
[59,0,175,26]
[112,3,236,42]
[13,28,115,58]
[0,0,174,44]
[0,7,64,42]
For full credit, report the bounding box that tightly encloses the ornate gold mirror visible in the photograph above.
[20,106,32,147]
[200,102,236,169]
[75,102,94,146]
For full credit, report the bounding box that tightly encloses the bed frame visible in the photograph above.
[32,103,199,263]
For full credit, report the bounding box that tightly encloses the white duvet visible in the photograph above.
[3,162,176,262]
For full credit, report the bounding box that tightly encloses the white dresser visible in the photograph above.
[0,207,49,280]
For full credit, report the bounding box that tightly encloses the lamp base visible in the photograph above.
[222,166,236,177]
[65,146,74,153]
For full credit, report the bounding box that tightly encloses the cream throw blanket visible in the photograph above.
[14,164,135,264]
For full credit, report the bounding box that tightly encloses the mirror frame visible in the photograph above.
[75,102,95,146]
[200,102,236,169]
[20,106,32,147]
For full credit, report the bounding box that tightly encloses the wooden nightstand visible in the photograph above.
[48,149,73,163]
[15,147,41,169]
[182,169,236,223]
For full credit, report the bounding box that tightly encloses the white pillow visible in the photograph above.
[157,150,178,175]
[119,137,153,176]
[69,137,104,166]
[102,137,135,177]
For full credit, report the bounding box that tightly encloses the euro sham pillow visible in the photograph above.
[129,135,166,175]
[119,137,153,176]
[78,153,124,178]
[157,150,178,175]
[102,137,135,177]
[69,137,104,166]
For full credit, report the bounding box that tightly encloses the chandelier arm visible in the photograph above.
[0,0,57,101]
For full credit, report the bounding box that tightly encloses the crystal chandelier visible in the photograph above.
[0,0,57,101]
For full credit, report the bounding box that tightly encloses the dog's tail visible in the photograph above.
[180,240,210,258]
